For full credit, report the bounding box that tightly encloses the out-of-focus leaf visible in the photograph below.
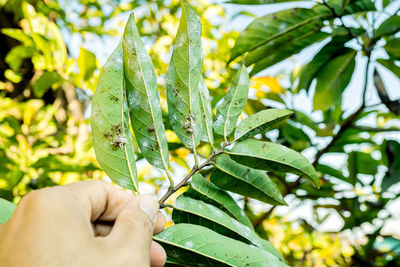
[172,195,285,260]
[33,71,64,97]
[374,15,400,39]
[348,151,378,185]
[154,224,289,266]
[77,47,97,81]
[1,28,34,46]
[214,65,249,138]
[230,139,319,187]
[384,38,400,59]
[123,13,169,170]
[281,121,311,151]
[374,69,400,115]
[316,163,349,183]
[185,174,253,229]
[0,198,16,224]
[296,36,352,92]
[234,109,292,141]
[248,28,328,76]
[198,78,214,146]
[166,0,203,149]
[230,8,329,63]
[377,58,400,79]
[212,154,285,205]
[313,48,356,111]
[5,46,36,71]
[381,140,400,192]
[91,44,138,191]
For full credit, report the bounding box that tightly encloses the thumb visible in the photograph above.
[108,195,158,256]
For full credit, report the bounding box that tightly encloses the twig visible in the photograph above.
[350,126,400,132]
[158,144,228,207]
[321,0,367,51]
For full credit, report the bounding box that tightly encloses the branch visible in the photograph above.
[313,52,372,166]
[321,0,368,52]
[253,52,373,228]
[158,144,227,207]
[351,126,400,132]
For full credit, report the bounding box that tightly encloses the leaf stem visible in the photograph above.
[158,143,227,207]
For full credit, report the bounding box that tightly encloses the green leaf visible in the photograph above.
[377,58,400,79]
[348,151,378,185]
[91,43,138,191]
[234,108,292,141]
[166,0,203,149]
[249,29,329,75]
[374,15,400,39]
[33,71,64,98]
[5,45,36,71]
[1,28,34,46]
[123,13,169,170]
[214,65,249,138]
[316,163,349,183]
[172,195,284,261]
[198,78,214,146]
[154,224,289,266]
[211,155,286,205]
[281,121,312,151]
[384,38,400,59]
[0,198,16,224]
[313,48,356,111]
[185,174,253,229]
[229,139,319,187]
[77,47,97,81]
[230,8,329,63]
[296,36,353,92]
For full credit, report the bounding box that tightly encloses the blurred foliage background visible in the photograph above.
[0,0,399,266]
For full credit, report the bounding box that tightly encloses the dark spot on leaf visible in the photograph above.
[147,124,155,133]
[109,95,119,102]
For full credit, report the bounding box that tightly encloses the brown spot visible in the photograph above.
[109,95,119,102]
[147,124,155,133]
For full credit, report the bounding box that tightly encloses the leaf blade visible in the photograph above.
[198,78,214,146]
[172,195,285,261]
[214,65,249,138]
[123,13,169,170]
[229,139,319,187]
[91,43,138,191]
[166,1,203,149]
[185,174,253,229]
[234,108,292,141]
[154,224,289,266]
[211,154,286,205]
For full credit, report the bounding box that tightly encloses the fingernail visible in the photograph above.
[139,195,158,224]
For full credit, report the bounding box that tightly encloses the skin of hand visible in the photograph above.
[0,180,167,267]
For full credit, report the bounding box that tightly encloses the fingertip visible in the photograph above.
[151,241,167,267]
[154,211,166,235]
[138,195,159,224]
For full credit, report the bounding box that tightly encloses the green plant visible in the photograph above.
[90,1,320,265]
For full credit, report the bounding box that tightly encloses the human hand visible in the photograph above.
[0,180,166,267]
